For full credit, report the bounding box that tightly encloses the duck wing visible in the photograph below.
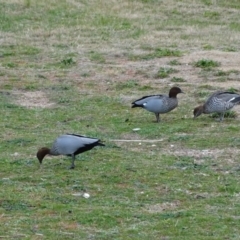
[132,94,165,108]
[144,95,178,113]
[215,92,240,103]
[52,134,101,155]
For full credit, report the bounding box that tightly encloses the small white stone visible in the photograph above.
[139,143,142,145]
[83,193,90,198]
[132,128,140,131]
[11,152,19,156]
[72,193,82,197]
[170,145,174,147]
[151,144,156,147]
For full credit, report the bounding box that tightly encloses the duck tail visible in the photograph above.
[230,96,240,104]
[131,103,143,108]
[97,141,105,147]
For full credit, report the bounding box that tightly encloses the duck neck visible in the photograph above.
[169,93,177,98]
[37,147,51,164]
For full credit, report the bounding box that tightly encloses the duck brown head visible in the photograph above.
[37,147,50,164]
[169,87,184,98]
[193,105,204,118]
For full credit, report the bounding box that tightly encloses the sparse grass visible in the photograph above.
[60,57,76,67]
[215,69,240,76]
[202,44,214,50]
[171,76,186,82]
[129,48,182,61]
[199,68,240,82]
[194,59,220,69]
[203,11,220,19]
[24,0,31,8]
[214,70,228,76]
[224,46,237,52]
[227,87,238,93]
[1,0,240,239]
[89,51,106,63]
[196,90,210,98]
[155,67,178,78]
[211,110,237,119]
[168,59,181,65]
[115,79,139,90]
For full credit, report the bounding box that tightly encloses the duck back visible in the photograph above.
[204,91,240,113]
[51,134,101,155]
[132,95,163,108]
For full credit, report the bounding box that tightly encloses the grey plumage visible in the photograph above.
[193,91,240,121]
[37,134,105,169]
[132,87,184,122]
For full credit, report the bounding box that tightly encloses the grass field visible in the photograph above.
[1,0,240,239]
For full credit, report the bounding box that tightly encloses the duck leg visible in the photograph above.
[155,113,160,123]
[69,154,75,169]
[219,112,224,122]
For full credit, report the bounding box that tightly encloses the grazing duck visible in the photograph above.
[193,91,240,121]
[37,134,105,169]
[131,87,184,122]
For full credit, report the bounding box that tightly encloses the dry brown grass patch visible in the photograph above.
[145,201,180,213]
[12,90,54,108]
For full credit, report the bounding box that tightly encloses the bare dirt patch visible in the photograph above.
[12,90,54,108]
[145,201,180,213]
[166,147,239,159]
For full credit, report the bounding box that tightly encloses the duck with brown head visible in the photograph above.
[193,91,240,121]
[132,86,184,122]
[36,134,105,169]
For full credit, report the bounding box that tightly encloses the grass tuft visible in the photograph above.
[171,77,186,82]
[24,0,31,8]
[61,57,76,66]
[89,51,106,63]
[155,67,178,78]
[194,59,220,69]
[115,80,139,90]
[168,59,181,65]
[210,110,237,119]
[129,48,182,61]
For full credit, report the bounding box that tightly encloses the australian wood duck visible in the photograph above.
[132,87,184,122]
[194,91,240,121]
[37,134,105,169]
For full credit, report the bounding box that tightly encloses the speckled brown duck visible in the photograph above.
[194,91,240,121]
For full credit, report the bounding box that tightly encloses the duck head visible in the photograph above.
[193,105,204,118]
[37,147,50,164]
[169,87,184,98]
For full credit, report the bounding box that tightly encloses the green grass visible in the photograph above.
[194,59,220,69]
[155,67,178,78]
[199,68,240,82]
[1,0,240,239]
[89,51,106,63]
[171,76,186,82]
[210,110,237,119]
[168,59,182,65]
[129,48,182,61]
